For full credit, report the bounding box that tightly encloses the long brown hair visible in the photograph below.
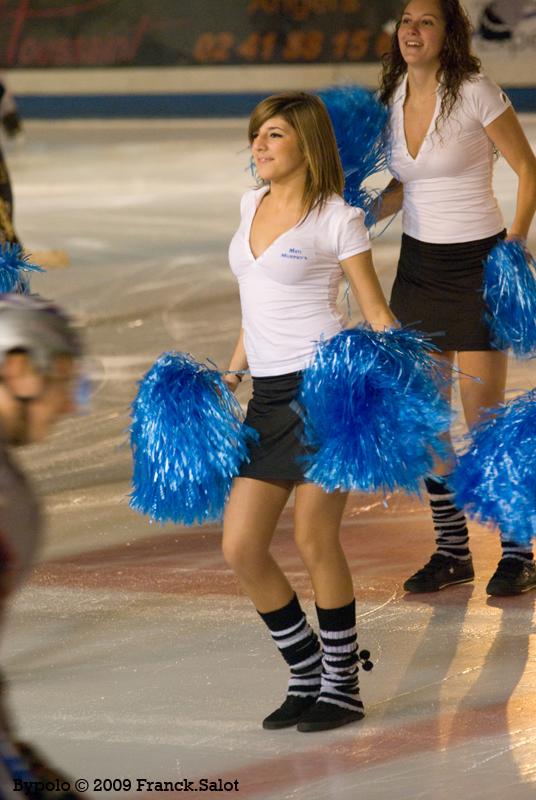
[248,92,344,216]
[379,0,481,128]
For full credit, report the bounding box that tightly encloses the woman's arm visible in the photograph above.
[224,327,248,392]
[372,178,404,222]
[340,250,398,330]
[485,107,536,240]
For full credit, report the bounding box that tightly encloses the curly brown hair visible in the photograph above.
[379,0,481,128]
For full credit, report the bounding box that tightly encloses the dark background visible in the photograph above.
[0,0,402,68]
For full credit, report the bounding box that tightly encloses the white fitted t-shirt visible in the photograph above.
[228,186,370,377]
[388,74,511,243]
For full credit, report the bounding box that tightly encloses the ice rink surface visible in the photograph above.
[2,117,535,799]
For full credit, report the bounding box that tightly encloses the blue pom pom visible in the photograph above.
[319,86,389,226]
[130,352,257,525]
[483,239,536,357]
[0,243,44,294]
[299,326,451,494]
[452,389,536,546]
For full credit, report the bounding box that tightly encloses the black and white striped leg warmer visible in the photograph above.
[425,474,471,561]
[258,594,322,698]
[316,599,364,713]
[500,538,534,564]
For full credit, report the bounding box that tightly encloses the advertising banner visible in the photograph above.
[0,0,403,68]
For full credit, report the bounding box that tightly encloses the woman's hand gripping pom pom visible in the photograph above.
[299,326,452,494]
[483,239,536,358]
[130,352,258,525]
[452,389,536,547]
[0,243,44,293]
[318,86,389,227]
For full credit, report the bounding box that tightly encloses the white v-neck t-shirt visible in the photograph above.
[228,186,370,377]
[388,73,511,244]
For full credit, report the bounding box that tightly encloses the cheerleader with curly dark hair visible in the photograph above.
[377,0,536,596]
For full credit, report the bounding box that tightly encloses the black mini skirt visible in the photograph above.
[390,230,506,352]
[239,371,308,483]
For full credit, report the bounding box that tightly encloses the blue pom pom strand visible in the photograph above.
[319,86,389,226]
[452,389,536,547]
[0,242,44,294]
[483,239,536,357]
[299,326,452,494]
[130,352,257,525]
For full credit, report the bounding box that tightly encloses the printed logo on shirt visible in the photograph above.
[281,247,308,261]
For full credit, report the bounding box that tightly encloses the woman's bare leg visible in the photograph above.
[293,482,352,607]
[223,477,325,727]
[292,482,367,731]
[457,350,507,428]
[222,477,293,612]
[404,350,473,592]
[430,350,456,475]
[458,349,535,594]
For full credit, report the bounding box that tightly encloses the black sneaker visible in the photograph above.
[262,694,317,730]
[297,700,364,733]
[486,558,536,596]
[403,553,474,593]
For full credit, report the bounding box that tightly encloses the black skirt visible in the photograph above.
[390,230,506,352]
[239,371,308,482]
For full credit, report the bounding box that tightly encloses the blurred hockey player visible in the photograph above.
[0,294,87,799]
